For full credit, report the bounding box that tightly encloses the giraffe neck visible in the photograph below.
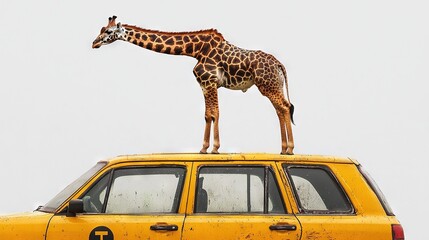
[121,24,225,58]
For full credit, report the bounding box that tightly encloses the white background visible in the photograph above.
[0,0,427,239]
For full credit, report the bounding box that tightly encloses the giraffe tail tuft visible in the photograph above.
[278,63,295,125]
[290,103,295,125]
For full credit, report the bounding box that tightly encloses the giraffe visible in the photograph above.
[92,16,295,155]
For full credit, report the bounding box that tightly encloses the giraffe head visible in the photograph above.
[92,16,126,49]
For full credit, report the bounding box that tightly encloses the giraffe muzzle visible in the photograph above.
[92,39,102,49]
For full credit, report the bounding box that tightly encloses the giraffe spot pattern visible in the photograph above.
[93,20,294,154]
[121,26,289,95]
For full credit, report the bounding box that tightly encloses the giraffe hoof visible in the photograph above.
[199,149,208,154]
[281,151,294,155]
[211,150,220,154]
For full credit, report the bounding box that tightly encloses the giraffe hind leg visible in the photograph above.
[275,109,288,155]
[263,91,294,155]
[284,105,294,155]
[278,105,294,155]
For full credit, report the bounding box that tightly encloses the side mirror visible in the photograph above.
[66,199,84,217]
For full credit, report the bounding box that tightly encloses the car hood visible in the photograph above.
[0,211,52,240]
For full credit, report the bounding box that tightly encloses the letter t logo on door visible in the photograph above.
[90,226,114,240]
[95,231,108,240]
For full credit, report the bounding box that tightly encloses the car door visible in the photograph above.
[46,162,191,240]
[279,163,393,240]
[182,161,301,240]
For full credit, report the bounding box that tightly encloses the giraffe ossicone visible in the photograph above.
[93,16,295,155]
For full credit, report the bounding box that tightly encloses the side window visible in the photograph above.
[195,166,285,214]
[106,167,186,214]
[285,166,353,214]
[81,167,186,214]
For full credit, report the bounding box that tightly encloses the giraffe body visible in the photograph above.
[93,16,294,154]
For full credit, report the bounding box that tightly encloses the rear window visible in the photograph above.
[285,165,353,214]
[358,165,395,216]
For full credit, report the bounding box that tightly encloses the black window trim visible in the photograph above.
[194,164,288,215]
[284,164,356,215]
[58,169,113,215]
[358,165,395,216]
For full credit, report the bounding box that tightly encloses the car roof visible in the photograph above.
[102,153,359,165]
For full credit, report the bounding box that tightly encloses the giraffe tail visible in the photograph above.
[278,63,295,125]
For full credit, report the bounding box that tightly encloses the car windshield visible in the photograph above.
[38,162,107,213]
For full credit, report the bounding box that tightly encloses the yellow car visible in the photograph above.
[0,153,404,240]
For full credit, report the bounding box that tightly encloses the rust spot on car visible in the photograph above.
[245,233,254,239]
[306,231,321,240]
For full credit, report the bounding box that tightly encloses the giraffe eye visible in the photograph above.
[106,30,112,34]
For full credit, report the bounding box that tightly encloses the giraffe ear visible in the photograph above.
[117,22,122,28]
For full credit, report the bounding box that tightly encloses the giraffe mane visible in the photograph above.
[122,24,225,41]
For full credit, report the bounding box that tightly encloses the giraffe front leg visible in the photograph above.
[200,87,221,154]
[209,88,220,154]
[200,115,211,154]
[211,108,220,154]
[208,87,221,154]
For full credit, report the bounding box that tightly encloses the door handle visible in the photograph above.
[269,223,297,231]
[150,224,179,231]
